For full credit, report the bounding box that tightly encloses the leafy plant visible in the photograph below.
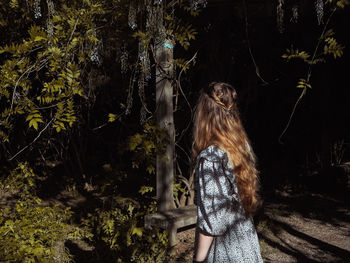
[279,0,349,143]
[126,122,169,175]
[86,195,169,263]
[0,163,92,263]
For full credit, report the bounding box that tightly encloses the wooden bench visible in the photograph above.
[144,204,197,246]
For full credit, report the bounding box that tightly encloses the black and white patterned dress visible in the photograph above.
[194,145,263,263]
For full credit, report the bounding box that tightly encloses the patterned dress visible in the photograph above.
[193,145,263,263]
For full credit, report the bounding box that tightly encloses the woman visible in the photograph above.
[192,82,263,263]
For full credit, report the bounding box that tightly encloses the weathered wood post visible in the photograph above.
[155,39,175,212]
[144,7,198,248]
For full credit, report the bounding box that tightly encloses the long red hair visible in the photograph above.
[192,82,260,216]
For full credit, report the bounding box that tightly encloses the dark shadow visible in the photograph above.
[263,189,350,228]
[268,216,350,259]
[260,234,321,263]
[65,239,115,263]
[258,213,350,263]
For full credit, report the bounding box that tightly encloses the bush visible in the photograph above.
[0,163,92,263]
[86,196,169,263]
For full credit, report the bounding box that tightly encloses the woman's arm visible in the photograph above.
[196,157,237,236]
[195,232,214,261]
[194,154,238,261]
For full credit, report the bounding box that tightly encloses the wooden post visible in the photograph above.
[155,39,175,212]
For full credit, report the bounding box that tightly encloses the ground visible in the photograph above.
[171,189,350,263]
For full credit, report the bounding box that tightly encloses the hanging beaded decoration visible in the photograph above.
[291,5,299,23]
[33,0,42,19]
[46,0,54,37]
[315,0,324,25]
[277,0,284,33]
[128,1,137,30]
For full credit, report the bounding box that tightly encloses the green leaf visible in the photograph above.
[34,36,46,42]
[128,134,143,151]
[28,118,43,130]
[108,113,117,122]
[146,165,155,174]
[127,204,134,216]
[138,186,154,195]
[131,227,143,237]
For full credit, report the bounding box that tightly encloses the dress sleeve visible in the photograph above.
[196,157,239,236]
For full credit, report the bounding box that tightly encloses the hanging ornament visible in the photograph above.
[33,0,42,19]
[144,55,151,80]
[90,46,100,64]
[277,0,284,33]
[138,77,147,124]
[190,0,208,11]
[315,0,324,25]
[128,1,137,30]
[191,0,199,11]
[138,41,151,80]
[46,0,55,37]
[126,76,134,115]
[120,44,129,74]
[46,0,54,16]
[90,29,102,65]
[291,5,299,23]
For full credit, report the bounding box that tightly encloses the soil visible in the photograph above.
[170,189,350,263]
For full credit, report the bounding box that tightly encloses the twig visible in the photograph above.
[175,142,191,163]
[307,7,337,81]
[174,52,197,143]
[91,110,126,131]
[65,16,80,61]
[8,64,36,119]
[8,118,55,161]
[175,51,197,111]
[243,0,269,85]
[278,89,305,144]
[36,103,60,110]
[278,7,338,144]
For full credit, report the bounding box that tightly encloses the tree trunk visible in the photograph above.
[155,39,175,212]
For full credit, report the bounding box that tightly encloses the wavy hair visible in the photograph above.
[192,82,260,216]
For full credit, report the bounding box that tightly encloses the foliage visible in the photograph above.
[0,0,110,143]
[85,193,168,263]
[296,78,312,96]
[281,29,344,94]
[281,28,345,82]
[0,1,200,261]
[173,179,186,207]
[0,163,92,263]
[326,0,350,8]
[279,0,349,142]
[282,48,313,63]
[281,0,348,95]
[323,36,344,58]
[126,122,169,175]
[165,16,197,50]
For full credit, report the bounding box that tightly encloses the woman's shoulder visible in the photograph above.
[197,145,228,163]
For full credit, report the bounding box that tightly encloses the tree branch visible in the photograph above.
[8,118,55,161]
[278,7,338,144]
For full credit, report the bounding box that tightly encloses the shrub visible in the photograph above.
[86,196,169,263]
[0,163,92,263]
